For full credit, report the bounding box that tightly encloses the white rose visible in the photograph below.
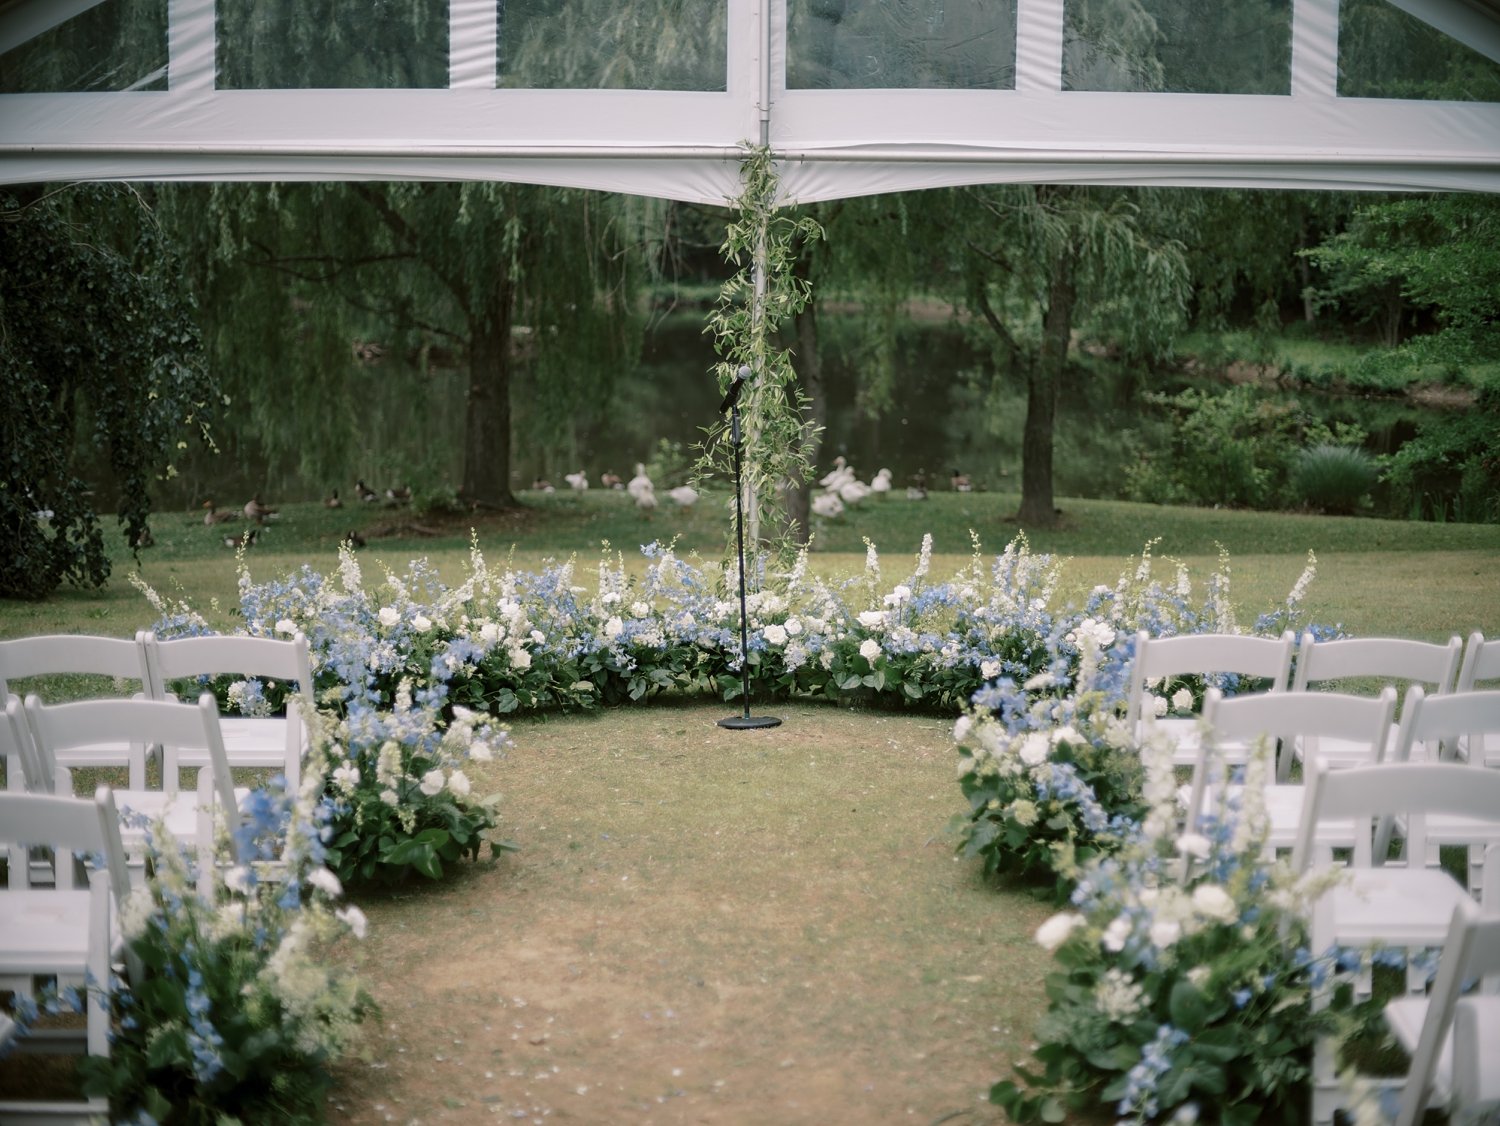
[1191,884,1238,923]
[378,606,400,627]
[480,621,502,643]
[1035,912,1086,952]
[1051,725,1083,747]
[1171,687,1194,712]
[419,769,445,797]
[1018,732,1050,767]
[447,769,471,797]
[1174,833,1212,860]
[858,610,885,629]
[604,616,624,639]
[859,638,881,662]
[763,624,788,646]
[630,601,649,619]
[1151,695,1170,718]
[784,617,803,636]
[980,659,1001,680]
[1102,916,1133,953]
[412,613,433,633]
[510,647,532,670]
[530,630,545,644]
[1150,919,1183,948]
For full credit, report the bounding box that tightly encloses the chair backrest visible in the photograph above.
[1126,629,1295,725]
[1392,899,1500,1126]
[1389,686,1500,766]
[0,785,131,902]
[1458,631,1500,692]
[0,631,150,703]
[1293,632,1463,695]
[23,693,241,854]
[1293,758,1500,873]
[4,695,49,791]
[1185,686,1397,834]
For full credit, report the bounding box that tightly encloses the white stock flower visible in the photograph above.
[859,638,881,662]
[336,904,369,940]
[1174,833,1212,860]
[419,769,445,796]
[1191,884,1238,923]
[1171,687,1194,712]
[763,623,788,646]
[332,763,360,793]
[1051,725,1083,747]
[380,788,400,806]
[306,867,343,898]
[952,714,973,744]
[447,769,471,797]
[1035,911,1085,952]
[120,886,156,940]
[378,606,400,627]
[630,601,650,619]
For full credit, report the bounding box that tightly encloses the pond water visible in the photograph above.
[146,314,1454,510]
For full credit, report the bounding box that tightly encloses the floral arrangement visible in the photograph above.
[313,688,514,884]
[952,618,1145,896]
[990,735,1358,1126]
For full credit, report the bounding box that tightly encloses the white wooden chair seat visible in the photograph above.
[0,889,116,976]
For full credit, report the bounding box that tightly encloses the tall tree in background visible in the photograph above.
[0,185,214,598]
[167,182,644,508]
[955,185,1192,526]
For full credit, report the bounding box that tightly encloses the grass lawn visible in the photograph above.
[2,493,1495,1123]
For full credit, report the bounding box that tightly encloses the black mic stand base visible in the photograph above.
[718,713,782,730]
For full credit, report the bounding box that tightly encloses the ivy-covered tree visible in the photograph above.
[0,185,215,599]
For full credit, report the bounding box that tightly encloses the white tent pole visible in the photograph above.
[744,0,772,551]
[1015,0,1066,93]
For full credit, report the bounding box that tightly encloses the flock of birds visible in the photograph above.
[201,479,412,548]
[532,466,698,516]
[527,458,974,522]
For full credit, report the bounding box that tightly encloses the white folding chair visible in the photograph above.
[1185,685,1396,860]
[1455,631,1500,767]
[1125,629,1295,767]
[1282,631,1463,779]
[22,693,247,894]
[143,631,314,796]
[1381,893,1500,1126]
[0,786,133,1123]
[0,632,154,791]
[1294,760,1500,1125]
[1382,687,1500,895]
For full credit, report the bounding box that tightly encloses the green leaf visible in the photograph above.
[1169,978,1210,1032]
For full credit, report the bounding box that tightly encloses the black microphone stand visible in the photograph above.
[718,365,781,730]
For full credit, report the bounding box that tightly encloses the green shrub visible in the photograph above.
[1382,384,1500,523]
[1292,444,1377,515]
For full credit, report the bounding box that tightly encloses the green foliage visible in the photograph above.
[1122,386,1364,511]
[1291,444,1377,515]
[1382,382,1500,523]
[0,186,215,599]
[702,147,825,558]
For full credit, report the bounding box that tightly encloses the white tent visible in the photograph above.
[2,0,1498,203]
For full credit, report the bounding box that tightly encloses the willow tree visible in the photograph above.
[166,181,643,508]
[954,185,1192,527]
[1,185,214,598]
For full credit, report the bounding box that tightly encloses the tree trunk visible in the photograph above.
[1017,252,1075,527]
[461,295,518,508]
[783,297,825,546]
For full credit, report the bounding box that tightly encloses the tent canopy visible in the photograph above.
[2,0,1498,204]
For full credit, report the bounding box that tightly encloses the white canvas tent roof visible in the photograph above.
[2,0,1498,204]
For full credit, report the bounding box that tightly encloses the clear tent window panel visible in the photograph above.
[1340,0,1500,102]
[1061,0,1291,94]
[0,0,167,93]
[498,0,728,90]
[785,0,1018,90]
[216,0,449,89]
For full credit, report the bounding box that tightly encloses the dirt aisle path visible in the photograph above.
[330,702,1056,1126]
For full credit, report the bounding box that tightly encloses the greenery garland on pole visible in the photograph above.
[702,145,824,565]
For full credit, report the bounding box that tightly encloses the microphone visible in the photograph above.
[719,364,752,414]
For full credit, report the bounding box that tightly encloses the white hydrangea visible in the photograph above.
[1171,687,1194,712]
[447,769,471,797]
[120,886,156,941]
[1191,884,1238,923]
[980,659,1001,680]
[1018,732,1051,767]
[604,616,624,639]
[509,647,532,670]
[784,617,803,636]
[419,769,445,797]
